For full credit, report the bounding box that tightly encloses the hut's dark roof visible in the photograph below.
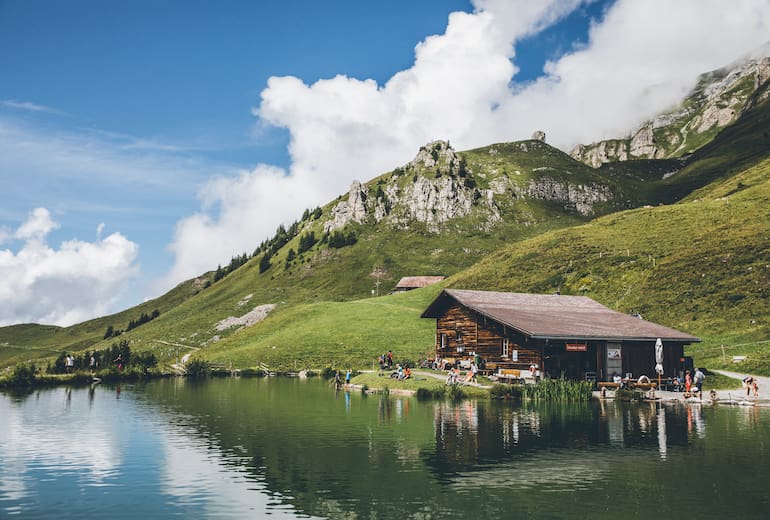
[421,289,700,343]
[395,276,445,289]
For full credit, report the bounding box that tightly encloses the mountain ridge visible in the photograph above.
[570,50,770,167]
[2,49,770,373]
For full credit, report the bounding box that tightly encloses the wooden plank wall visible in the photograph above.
[435,305,540,368]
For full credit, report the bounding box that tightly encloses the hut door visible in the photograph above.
[606,342,622,380]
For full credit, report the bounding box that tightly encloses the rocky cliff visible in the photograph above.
[571,54,770,168]
[325,140,616,234]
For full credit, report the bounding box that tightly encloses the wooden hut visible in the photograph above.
[421,289,699,382]
[392,276,445,293]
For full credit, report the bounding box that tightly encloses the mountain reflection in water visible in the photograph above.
[1,378,768,519]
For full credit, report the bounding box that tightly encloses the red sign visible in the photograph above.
[566,343,588,352]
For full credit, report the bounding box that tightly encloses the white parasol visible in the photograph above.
[654,338,664,375]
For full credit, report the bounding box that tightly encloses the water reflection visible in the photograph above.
[2,380,770,519]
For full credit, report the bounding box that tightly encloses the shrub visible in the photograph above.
[185,358,210,378]
[447,384,467,400]
[320,367,336,380]
[416,387,446,401]
[6,363,37,387]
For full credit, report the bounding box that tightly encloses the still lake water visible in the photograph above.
[1,377,769,519]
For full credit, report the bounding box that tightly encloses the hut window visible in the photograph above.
[440,333,447,349]
[502,338,509,358]
[456,331,463,343]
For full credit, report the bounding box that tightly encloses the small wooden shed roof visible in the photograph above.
[421,289,700,343]
[395,276,445,289]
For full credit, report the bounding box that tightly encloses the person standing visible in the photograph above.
[743,375,759,398]
[685,370,692,394]
[345,369,352,387]
[693,367,705,399]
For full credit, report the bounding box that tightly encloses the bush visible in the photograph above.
[185,358,210,378]
[446,384,468,401]
[320,367,336,380]
[6,363,37,387]
[416,387,446,401]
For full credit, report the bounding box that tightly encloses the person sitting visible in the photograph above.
[403,366,412,380]
[671,376,683,392]
[445,367,459,385]
[468,361,479,383]
[613,373,622,387]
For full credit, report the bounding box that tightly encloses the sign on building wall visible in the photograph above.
[566,343,587,352]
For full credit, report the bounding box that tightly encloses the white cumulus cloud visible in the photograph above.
[163,0,770,288]
[0,209,140,326]
[159,164,321,290]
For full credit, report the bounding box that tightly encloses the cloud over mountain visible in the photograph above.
[163,0,770,288]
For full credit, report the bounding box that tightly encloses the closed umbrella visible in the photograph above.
[654,338,664,389]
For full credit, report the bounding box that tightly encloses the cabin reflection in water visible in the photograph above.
[427,402,697,472]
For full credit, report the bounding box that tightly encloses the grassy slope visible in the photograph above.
[199,98,770,374]
[2,95,768,374]
[202,284,443,371]
[195,157,769,374]
[452,158,770,371]
[0,279,202,366]
[660,84,770,200]
[1,141,634,368]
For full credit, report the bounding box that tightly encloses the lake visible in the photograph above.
[1,377,769,519]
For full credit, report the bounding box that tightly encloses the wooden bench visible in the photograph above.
[495,368,536,384]
[597,382,621,390]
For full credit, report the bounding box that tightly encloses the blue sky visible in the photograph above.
[1,0,769,326]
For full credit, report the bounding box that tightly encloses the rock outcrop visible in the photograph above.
[570,51,769,167]
[324,140,614,234]
[323,180,367,232]
[518,178,612,216]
